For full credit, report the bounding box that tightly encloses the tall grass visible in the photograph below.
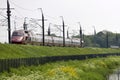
[0,43,120,59]
[0,56,120,80]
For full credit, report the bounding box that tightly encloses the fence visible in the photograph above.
[0,53,120,73]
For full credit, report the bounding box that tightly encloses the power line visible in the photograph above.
[29,18,42,28]
[0,9,5,15]
[45,14,59,20]
[0,13,7,18]
[0,10,7,18]
[10,0,36,12]
[0,19,7,26]
[13,10,24,18]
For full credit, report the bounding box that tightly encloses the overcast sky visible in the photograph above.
[0,0,120,43]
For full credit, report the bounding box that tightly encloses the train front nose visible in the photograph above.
[11,36,24,43]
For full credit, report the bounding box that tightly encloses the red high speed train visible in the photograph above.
[11,30,33,44]
[11,30,83,47]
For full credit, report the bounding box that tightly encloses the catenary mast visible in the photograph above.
[7,0,11,43]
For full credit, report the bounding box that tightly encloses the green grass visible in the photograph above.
[0,56,120,80]
[0,43,120,80]
[0,43,120,59]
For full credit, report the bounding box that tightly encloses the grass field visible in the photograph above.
[0,43,120,80]
[0,56,120,80]
[0,43,120,59]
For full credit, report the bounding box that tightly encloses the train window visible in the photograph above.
[12,32,24,36]
[25,31,28,33]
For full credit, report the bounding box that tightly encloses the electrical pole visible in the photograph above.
[40,8,45,46]
[93,26,96,35]
[61,16,65,47]
[48,23,51,36]
[7,0,11,44]
[106,32,109,48]
[38,8,47,46]
[67,28,69,39]
[78,22,82,47]
[23,17,27,30]
[116,32,118,46]
[93,26,96,46]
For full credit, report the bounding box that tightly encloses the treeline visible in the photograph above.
[73,30,120,48]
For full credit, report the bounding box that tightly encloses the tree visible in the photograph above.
[72,30,120,48]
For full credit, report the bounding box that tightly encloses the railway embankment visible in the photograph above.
[0,43,120,59]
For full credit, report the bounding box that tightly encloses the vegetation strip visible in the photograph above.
[0,56,120,80]
[0,53,120,73]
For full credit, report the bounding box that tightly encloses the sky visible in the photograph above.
[0,0,120,43]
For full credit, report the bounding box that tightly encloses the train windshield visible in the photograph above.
[12,32,24,36]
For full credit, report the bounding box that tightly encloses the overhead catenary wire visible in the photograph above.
[0,12,7,18]
[9,0,36,12]
[0,10,7,27]
[0,19,7,26]
[45,15,75,36]
[0,9,6,15]
[13,9,24,18]
[5,0,80,37]
[4,0,74,28]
